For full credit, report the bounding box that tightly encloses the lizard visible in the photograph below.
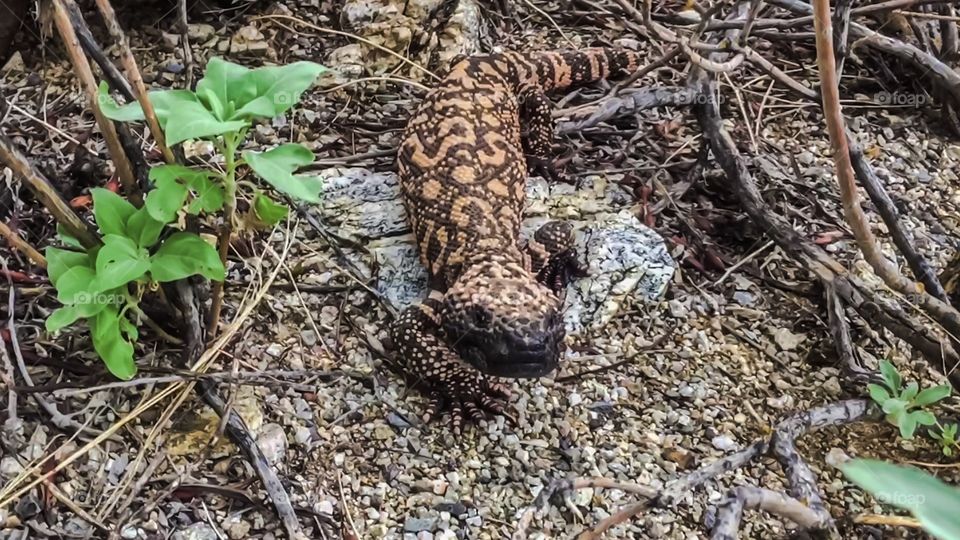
[390,47,641,431]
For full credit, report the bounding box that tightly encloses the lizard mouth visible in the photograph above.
[457,332,562,379]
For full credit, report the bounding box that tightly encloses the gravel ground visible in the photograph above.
[1,0,959,539]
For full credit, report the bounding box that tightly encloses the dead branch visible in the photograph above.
[62,0,150,188]
[710,487,833,539]
[690,61,960,389]
[813,0,911,304]
[174,244,308,540]
[516,401,875,538]
[0,135,99,248]
[0,221,45,267]
[196,378,308,540]
[832,0,854,75]
[847,135,948,301]
[178,0,194,88]
[556,87,696,133]
[50,0,140,204]
[825,282,869,381]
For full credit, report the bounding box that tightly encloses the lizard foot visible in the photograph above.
[538,250,589,295]
[422,381,516,434]
[526,154,570,184]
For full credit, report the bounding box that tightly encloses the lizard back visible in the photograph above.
[397,48,641,289]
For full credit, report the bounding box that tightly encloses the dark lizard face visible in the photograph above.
[440,259,565,378]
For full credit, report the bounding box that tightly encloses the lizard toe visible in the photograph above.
[422,391,444,424]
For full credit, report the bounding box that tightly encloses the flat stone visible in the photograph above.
[403,517,437,533]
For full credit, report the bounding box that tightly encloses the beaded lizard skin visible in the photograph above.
[391,48,641,431]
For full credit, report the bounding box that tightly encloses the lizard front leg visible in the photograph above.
[389,299,512,433]
[519,85,569,184]
[523,220,588,294]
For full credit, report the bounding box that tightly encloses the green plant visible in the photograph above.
[868,359,951,439]
[46,189,224,379]
[843,459,960,539]
[933,423,959,457]
[98,56,327,226]
[47,57,328,379]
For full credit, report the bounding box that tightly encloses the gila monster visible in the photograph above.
[391,48,641,431]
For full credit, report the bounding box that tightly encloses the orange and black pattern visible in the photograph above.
[390,48,641,431]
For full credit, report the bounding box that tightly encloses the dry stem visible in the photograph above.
[50,0,140,204]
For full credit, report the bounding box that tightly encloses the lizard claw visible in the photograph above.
[537,250,588,294]
[526,155,569,184]
[420,380,516,432]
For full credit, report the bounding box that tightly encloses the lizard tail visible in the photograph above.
[520,48,643,92]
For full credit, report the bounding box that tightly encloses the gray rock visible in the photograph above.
[173,523,219,540]
[256,423,287,466]
[403,517,438,533]
[187,23,216,41]
[711,435,736,451]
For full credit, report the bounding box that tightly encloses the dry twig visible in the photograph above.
[0,135,99,248]
[50,0,140,203]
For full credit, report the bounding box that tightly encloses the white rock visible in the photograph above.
[256,423,287,466]
[773,328,805,351]
[711,435,737,451]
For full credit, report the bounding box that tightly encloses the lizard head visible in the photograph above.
[440,257,565,379]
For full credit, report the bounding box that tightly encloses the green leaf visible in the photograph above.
[98,81,146,122]
[160,96,247,146]
[867,383,891,406]
[915,385,952,407]
[185,175,225,215]
[243,144,323,203]
[899,414,919,439]
[901,381,919,402]
[232,61,327,119]
[92,188,137,236]
[46,247,91,285]
[56,224,84,249]
[150,232,225,282]
[882,398,908,416]
[95,235,150,291]
[56,265,99,304]
[146,165,192,222]
[947,424,958,438]
[46,306,86,333]
[195,57,326,121]
[252,192,288,226]
[146,164,225,220]
[945,446,954,457]
[879,359,902,393]
[196,57,256,120]
[90,306,136,380]
[911,410,937,426]
[843,459,960,540]
[126,207,165,249]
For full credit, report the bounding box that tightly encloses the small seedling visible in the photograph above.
[867,359,951,439]
[933,423,959,457]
